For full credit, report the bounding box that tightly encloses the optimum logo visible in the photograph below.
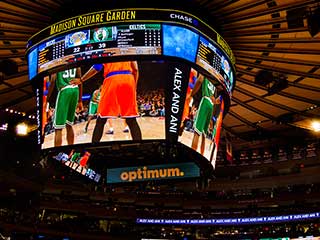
[120,166,185,182]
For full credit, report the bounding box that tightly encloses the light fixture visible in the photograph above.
[16,123,28,136]
[311,121,320,132]
[0,123,8,131]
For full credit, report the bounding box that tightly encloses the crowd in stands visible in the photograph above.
[137,89,165,118]
[139,223,320,240]
[216,141,319,167]
[0,206,319,239]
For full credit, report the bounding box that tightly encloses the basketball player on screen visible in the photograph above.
[48,67,83,147]
[71,61,141,142]
[84,86,101,133]
[187,73,220,155]
[179,68,197,136]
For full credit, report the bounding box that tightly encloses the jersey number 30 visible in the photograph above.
[62,69,76,78]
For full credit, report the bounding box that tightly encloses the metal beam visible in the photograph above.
[3,70,28,81]
[0,9,50,24]
[237,59,320,79]
[226,38,320,44]
[222,17,287,31]
[205,0,240,12]
[232,96,276,120]
[0,81,31,94]
[0,53,25,60]
[216,0,271,18]
[236,86,319,118]
[228,110,259,129]
[237,77,320,106]
[230,45,320,55]
[235,52,320,67]
[222,124,248,141]
[0,27,35,35]
[0,17,47,29]
[0,94,34,109]
[0,36,29,41]
[220,0,317,24]
[224,27,307,37]
[236,68,320,92]
[4,0,56,16]
[0,44,26,50]
[1,1,51,22]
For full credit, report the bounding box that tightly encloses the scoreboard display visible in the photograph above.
[27,9,236,96]
[27,8,236,172]
[196,37,234,94]
[37,24,162,74]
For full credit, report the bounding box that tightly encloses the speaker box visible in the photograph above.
[255,70,273,86]
[308,8,320,37]
[286,7,305,29]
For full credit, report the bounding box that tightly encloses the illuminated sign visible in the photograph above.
[27,9,235,64]
[49,10,137,35]
[136,212,320,225]
[28,9,235,63]
[107,162,200,183]
[28,9,236,174]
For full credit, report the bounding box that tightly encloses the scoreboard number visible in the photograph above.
[98,43,106,49]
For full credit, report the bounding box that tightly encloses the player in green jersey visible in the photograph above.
[188,73,220,155]
[84,86,101,133]
[48,67,83,147]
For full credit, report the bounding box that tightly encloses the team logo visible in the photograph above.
[92,26,116,42]
[65,30,90,48]
[93,27,109,42]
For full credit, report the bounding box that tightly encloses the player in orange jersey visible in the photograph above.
[71,61,141,142]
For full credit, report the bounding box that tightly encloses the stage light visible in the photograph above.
[16,123,28,136]
[0,123,8,131]
[311,121,320,132]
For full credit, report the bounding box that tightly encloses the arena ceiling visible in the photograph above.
[0,0,319,144]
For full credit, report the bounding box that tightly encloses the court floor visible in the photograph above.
[43,117,215,164]
[42,117,165,149]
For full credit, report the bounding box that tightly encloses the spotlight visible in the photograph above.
[16,123,28,136]
[311,121,320,132]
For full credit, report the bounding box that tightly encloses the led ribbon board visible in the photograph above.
[137,212,320,225]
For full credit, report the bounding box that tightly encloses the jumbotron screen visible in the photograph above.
[27,8,236,169]
[41,60,166,149]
